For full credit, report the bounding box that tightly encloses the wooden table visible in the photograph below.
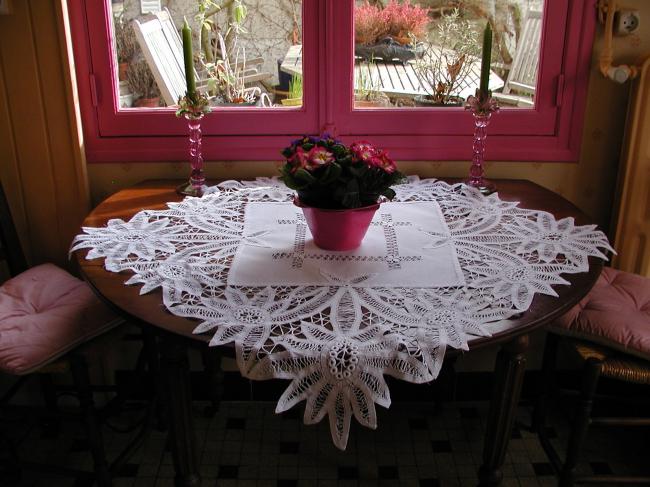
[75,179,603,487]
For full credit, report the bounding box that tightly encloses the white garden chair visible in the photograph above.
[492,10,542,108]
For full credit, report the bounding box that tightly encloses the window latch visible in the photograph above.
[555,74,565,108]
[89,73,99,107]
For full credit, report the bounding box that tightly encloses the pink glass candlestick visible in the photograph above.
[465,93,499,195]
[177,113,206,197]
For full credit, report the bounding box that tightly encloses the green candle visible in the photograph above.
[479,21,492,98]
[182,17,197,102]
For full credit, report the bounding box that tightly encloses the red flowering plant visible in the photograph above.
[355,0,430,46]
[280,135,405,209]
[382,0,430,44]
[355,2,389,45]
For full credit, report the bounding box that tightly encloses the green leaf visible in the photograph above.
[294,168,317,184]
[281,172,308,191]
[349,164,368,178]
[331,144,347,157]
[381,188,396,200]
[319,163,342,185]
[340,179,361,208]
[234,2,247,23]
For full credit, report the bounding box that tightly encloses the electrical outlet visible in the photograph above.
[614,9,640,36]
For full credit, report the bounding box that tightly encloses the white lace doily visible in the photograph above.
[71,177,612,450]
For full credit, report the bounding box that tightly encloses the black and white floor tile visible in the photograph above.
[4,400,649,487]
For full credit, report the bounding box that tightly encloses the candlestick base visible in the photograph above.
[176,181,206,197]
[465,93,499,197]
[465,178,496,195]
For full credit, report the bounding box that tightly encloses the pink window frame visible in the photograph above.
[69,0,322,161]
[69,0,596,163]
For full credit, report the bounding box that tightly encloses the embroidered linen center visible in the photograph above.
[228,201,465,288]
[71,178,612,450]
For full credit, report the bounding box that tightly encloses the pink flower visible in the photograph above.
[371,150,397,174]
[306,146,334,170]
[351,141,396,173]
[350,141,378,162]
[288,146,309,173]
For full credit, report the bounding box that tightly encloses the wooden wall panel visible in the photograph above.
[0,0,89,269]
[32,0,89,258]
[0,47,29,262]
[612,58,650,275]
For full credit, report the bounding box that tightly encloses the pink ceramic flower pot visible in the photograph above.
[294,197,380,251]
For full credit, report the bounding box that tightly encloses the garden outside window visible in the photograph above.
[69,0,596,162]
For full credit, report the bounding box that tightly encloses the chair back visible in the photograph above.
[132,8,195,106]
[502,10,542,96]
[0,183,28,277]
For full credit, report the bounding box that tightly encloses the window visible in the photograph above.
[69,0,596,162]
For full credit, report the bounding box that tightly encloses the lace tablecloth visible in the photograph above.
[72,178,612,449]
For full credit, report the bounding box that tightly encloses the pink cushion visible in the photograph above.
[551,267,650,361]
[0,264,121,375]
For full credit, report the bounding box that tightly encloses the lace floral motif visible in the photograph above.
[71,178,613,450]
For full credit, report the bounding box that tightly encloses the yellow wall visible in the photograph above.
[0,0,89,269]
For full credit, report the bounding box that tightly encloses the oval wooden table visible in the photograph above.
[75,179,604,487]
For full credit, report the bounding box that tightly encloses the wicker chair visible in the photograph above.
[533,267,650,486]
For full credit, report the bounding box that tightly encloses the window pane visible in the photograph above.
[110,0,303,109]
[353,0,543,109]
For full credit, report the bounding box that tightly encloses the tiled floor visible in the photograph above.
[4,400,649,487]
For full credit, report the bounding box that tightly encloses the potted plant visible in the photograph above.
[413,9,480,106]
[203,34,261,105]
[281,74,302,106]
[197,1,267,106]
[127,55,161,107]
[114,13,136,81]
[355,0,430,63]
[280,135,404,250]
[355,60,391,107]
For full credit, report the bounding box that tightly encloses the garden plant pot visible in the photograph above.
[294,197,380,251]
[281,97,303,106]
[118,62,129,81]
[414,95,464,107]
[134,96,160,108]
[355,39,425,63]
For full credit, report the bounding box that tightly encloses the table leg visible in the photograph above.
[160,334,201,487]
[478,334,529,487]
